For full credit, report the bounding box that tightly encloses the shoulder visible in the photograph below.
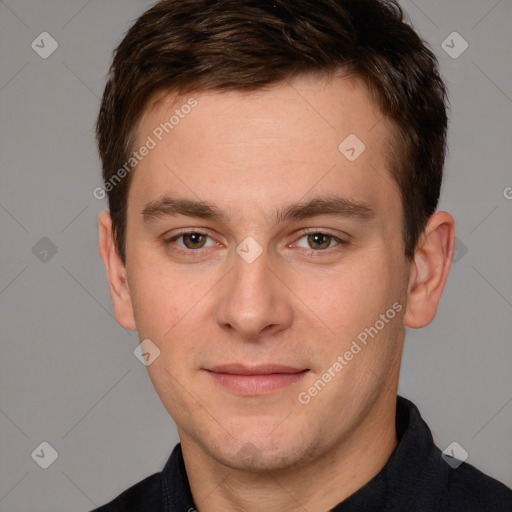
[394,396,512,511]
[90,472,162,512]
[439,460,512,511]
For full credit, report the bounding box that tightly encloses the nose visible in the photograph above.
[215,245,294,341]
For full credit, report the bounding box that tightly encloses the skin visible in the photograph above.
[98,74,455,512]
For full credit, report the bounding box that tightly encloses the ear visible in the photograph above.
[98,210,136,331]
[404,211,455,329]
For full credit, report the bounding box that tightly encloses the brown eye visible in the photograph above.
[307,233,333,250]
[182,233,207,249]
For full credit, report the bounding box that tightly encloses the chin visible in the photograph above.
[202,420,316,473]
[219,442,309,474]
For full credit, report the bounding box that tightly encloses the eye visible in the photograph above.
[166,231,217,251]
[294,232,346,251]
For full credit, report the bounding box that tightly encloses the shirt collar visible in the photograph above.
[331,395,435,510]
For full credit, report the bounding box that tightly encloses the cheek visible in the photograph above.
[296,256,395,336]
[127,256,193,339]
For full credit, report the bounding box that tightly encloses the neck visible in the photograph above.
[181,393,398,512]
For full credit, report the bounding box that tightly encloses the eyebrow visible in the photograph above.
[141,195,376,225]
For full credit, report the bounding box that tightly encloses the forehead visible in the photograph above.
[128,74,400,224]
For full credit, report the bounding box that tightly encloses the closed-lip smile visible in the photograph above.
[204,364,310,395]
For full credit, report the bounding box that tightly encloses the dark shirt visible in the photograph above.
[92,395,512,511]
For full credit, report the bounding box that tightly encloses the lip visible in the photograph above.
[204,364,310,395]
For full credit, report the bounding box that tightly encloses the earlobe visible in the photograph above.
[404,211,455,329]
[98,210,136,331]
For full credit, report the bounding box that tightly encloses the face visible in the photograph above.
[114,75,413,471]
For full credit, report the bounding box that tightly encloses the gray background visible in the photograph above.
[0,0,511,510]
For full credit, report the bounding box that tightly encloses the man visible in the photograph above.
[93,0,512,510]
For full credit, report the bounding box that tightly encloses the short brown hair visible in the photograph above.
[96,0,448,264]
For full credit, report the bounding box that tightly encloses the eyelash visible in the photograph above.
[164,230,219,258]
[164,229,350,258]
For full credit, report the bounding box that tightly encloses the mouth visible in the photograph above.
[204,364,310,395]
